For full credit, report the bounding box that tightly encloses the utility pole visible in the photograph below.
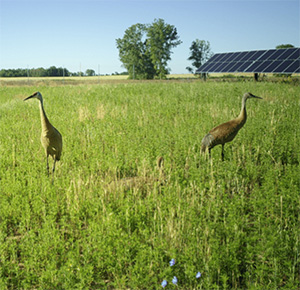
[27,65,29,84]
[98,64,100,84]
[133,64,135,80]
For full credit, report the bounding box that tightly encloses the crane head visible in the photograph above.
[244,92,262,100]
[24,92,43,102]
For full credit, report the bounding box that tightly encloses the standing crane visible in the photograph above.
[24,92,62,178]
[201,92,262,160]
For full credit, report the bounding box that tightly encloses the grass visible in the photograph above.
[0,80,299,289]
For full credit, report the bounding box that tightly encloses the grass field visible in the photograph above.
[0,80,299,289]
[0,74,197,87]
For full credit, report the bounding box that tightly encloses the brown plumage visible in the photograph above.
[201,92,262,160]
[24,92,62,177]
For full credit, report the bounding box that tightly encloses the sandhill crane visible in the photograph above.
[201,92,262,160]
[106,156,165,192]
[24,92,62,178]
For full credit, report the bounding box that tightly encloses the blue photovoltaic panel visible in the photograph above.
[206,54,221,62]
[267,50,284,60]
[248,50,265,61]
[253,61,272,72]
[226,63,241,72]
[260,50,276,60]
[245,61,264,72]
[228,61,246,72]
[218,52,232,61]
[196,47,300,74]
[236,61,253,72]
[227,52,241,62]
[284,60,300,73]
[197,62,211,71]
[278,49,296,59]
[202,62,217,71]
[286,49,299,59]
[273,60,294,73]
[234,51,249,61]
[239,51,254,62]
[264,60,284,72]
[209,62,224,72]
[219,61,237,72]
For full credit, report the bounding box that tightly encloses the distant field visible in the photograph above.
[1,73,299,87]
[0,81,299,289]
[0,74,197,86]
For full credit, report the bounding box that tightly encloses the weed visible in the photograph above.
[0,81,299,289]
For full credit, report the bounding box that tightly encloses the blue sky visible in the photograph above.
[0,0,299,74]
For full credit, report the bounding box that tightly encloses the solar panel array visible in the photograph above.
[196,47,300,74]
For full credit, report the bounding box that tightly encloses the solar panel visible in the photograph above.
[234,51,249,61]
[273,60,294,73]
[253,61,272,72]
[284,60,300,73]
[237,61,253,72]
[227,52,241,62]
[245,61,263,72]
[268,49,284,60]
[261,50,277,60]
[206,54,221,62]
[248,50,265,61]
[279,49,295,59]
[219,62,235,72]
[196,47,300,74]
[226,62,243,72]
[286,49,299,59]
[239,51,253,62]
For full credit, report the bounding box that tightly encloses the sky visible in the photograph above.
[0,0,299,75]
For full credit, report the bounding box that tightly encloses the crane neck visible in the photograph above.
[38,99,52,132]
[237,96,247,126]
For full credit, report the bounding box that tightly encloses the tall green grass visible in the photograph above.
[0,81,299,289]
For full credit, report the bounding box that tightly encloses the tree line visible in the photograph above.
[0,66,109,77]
[0,67,115,77]
[0,66,71,78]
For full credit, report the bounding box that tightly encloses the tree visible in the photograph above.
[47,66,58,76]
[186,39,213,74]
[31,67,47,77]
[116,23,155,79]
[147,18,182,79]
[86,69,95,76]
[276,44,294,49]
[116,19,182,79]
[147,19,182,78]
[45,66,68,77]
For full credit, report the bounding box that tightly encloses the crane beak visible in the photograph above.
[23,94,35,101]
[250,94,262,99]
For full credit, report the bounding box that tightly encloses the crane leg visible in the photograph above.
[51,159,56,184]
[46,155,50,176]
[52,159,56,175]
[221,145,225,161]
